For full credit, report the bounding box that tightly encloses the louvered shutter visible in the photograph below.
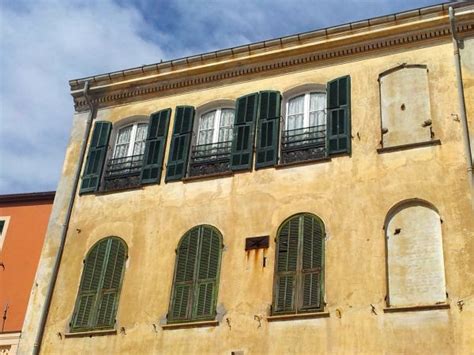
[169,228,200,321]
[256,91,281,169]
[140,108,171,184]
[301,215,324,310]
[274,217,299,313]
[230,93,259,171]
[165,106,195,182]
[80,121,112,193]
[194,227,221,319]
[327,76,351,155]
[71,239,108,330]
[95,239,126,328]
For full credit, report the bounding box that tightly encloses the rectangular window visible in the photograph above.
[0,217,10,252]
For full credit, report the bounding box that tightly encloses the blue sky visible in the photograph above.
[0,0,444,194]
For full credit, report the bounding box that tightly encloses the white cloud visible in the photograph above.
[0,0,167,193]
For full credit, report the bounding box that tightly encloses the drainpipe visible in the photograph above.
[449,6,474,206]
[32,81,96,355]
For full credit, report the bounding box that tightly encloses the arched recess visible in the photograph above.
[272,213,325,314]
[379,64,433,147]
[168,225,223,323]
[70,237,127,332]
[384,199,446,307]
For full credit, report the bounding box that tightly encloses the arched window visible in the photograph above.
[104,120,149,186]
[168,225,223,323]
[273,213,324,314]
[188,103,235,177]
[280,86,328,165]
[70,237,127,332]
[385,200,446,307]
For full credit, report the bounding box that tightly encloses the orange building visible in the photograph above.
[0,192,54,354]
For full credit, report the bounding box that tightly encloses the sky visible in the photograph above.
[0,0,445,194]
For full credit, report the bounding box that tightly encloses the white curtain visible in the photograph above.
[133,123,148,156]
[218,109,234,142]
[287,95,304,131]
[197,110,216,145]
[309,93,326,128]
[113,125,132,158]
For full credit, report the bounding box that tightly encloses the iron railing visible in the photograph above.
[281,125,326,163]
[104,154,144,179]
[189,141,232,176]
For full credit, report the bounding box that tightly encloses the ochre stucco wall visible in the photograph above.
[34,36,474,354]
[0,201,53,332]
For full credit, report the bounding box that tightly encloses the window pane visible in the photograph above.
[133,123,148,156]
[113,126,132,159]
[197,111,216,145]
[287,95,305,130]
[218,109,234,142]
[309,93,326,128]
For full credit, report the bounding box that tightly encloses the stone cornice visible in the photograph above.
[71,3,474,112]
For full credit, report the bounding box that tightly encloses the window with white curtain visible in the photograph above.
[197,108,234,146]
[113,123,148,159]
[286,92,326,132]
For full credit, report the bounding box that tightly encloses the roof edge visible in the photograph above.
[0,191,56,204]
[68,1,465,88]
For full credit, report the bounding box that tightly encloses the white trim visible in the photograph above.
[285,91,327,130]
[0,331,21,354]
[0,216,11,252]
[112,122,148,158]
[197,107,235,145]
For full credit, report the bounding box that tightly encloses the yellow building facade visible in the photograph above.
[19,3,474,354]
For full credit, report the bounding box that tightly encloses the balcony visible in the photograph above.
[281,125,326,164]
[189,141,232,177]
[103,154,144,191]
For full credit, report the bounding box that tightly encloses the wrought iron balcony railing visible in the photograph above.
[189,141,232,177]
[281,125,327,164]
[104,154,144,178]
[103,154,144,191]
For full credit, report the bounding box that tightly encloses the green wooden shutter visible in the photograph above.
[71,238,126,332]
[301,215,324,310]
[71,239,108,330]
[80,121,112,194]
[274,217,299,313]
[194,226,221,319]
[140,109,171,185]
[169,228,200,321]
[165,106,195,182]
[95,239,126,328]
[327,76,351,155]
[231,93,259,171]
[255,91,281,169]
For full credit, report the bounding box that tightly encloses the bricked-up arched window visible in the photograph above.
[70,237,127,332]
[385,200,446,307]
[273,214,325,314]
[168,225,223,323]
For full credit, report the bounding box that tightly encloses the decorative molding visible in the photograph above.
[72,20,474,112]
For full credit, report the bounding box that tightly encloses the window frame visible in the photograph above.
[167,225,223,324]
[196,108,235,146]
[112,122,149,159]
[69,237,128,333]
[279,85,328,165]
[272,213,326,315]
[186,100,236,178]
[284,92,326,132]
[100,116,149,190]
[0,216,11,252]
